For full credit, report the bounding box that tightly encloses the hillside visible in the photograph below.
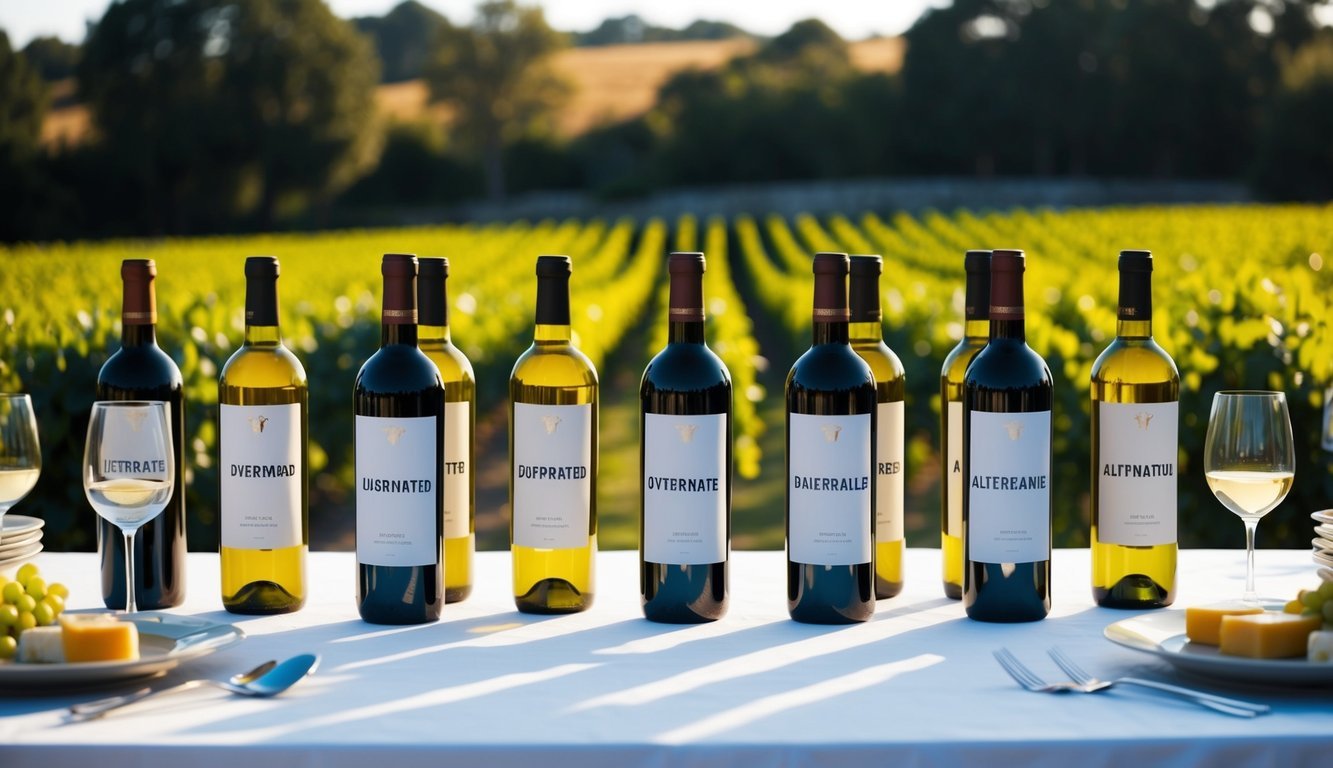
[41,37,904,148]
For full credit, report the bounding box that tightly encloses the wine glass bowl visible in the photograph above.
[0,394,42,549]
[1203,390,1294,603]
[83,401,174,613]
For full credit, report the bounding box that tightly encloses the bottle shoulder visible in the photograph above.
[220,343,308,388]
[965,339,1052,389]
[355,344,444,395]
[510,341,599,387]
[787,343,875,393]
[641,343,732,393]
[851,339,906,382]
[941,337,987,379]
[420,341,476,385]
[1090,337,1180,384]
[98,344,183,389]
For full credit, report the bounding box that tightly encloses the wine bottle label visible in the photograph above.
[355,415,439,567]
[443,400,470,541]
[947,401,963,535]
[788,412,872,565]
[643,413,727,564]
[876,401,904,541]
[512,402,592,549]
[967,410,1051,563]
[219,403,302,550]
[1097,401,1177,545]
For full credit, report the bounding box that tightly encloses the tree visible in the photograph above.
[78,0,381,234]
[354,1,451,83]
[1253,32,1333,199]
[20,36,81,82]
[425,0,571,201]
[0,31,58,241]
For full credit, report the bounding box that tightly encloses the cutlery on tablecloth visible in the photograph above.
[992,648,1266,717]
[1046,646,1269,715]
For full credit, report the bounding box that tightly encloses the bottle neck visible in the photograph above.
[668,321,705,344]
[122,323,158,347]
[243,324,282,346]
[534,275,571,344]
[419,323,452,344]
[814,320,850,345]
[1117,270,1153,339]
[963,318,989,340]
[848,321,883,344]
[244,275,281,346]
[534,323,572,344]
[989,266,1026,342]
[382,323,418,346]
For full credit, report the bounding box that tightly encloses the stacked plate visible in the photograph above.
[0,514,44,570]
[1313,510,1333,570]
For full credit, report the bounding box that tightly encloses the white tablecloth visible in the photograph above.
[2,549,1328,767]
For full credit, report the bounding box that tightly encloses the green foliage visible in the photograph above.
[1254,33,1333,201]
[425,0,572,200]
[352,1,451,83]
[18,36,79,83]
[77,0,382,234]
[0,31,60,243]
[573,15,751,47]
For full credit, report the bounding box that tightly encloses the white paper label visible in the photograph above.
[947,401,963,536]
[967,410,1051,563]
[1097,401,1177,546]
[788,412,873,566]
[513,403,592,549]
[444,400,470,540]
[643,413,727,564]
[220,403,302,549]
[356,415,439,567]
[876,401,904,542]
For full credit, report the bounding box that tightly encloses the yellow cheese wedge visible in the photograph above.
[59,614,140,663]
[1218,612,1322,659]
[1184,603,1265,646]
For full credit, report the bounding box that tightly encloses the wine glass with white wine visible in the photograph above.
[83,401,174,613]
[1204,391,1295,604]
[0,394,42,549]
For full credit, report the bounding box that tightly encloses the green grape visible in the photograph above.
[16,611,35,633]
[1318,580,1333,601]
[1301,590,1323,609]
[32,602,54,626]
[1323,600,1333,623]
[24,577,46,600]
[0,603,17,626]
[1,581,21,604]
[15,594,35,613]
[47,582,69,600]
[43,594,65,616]
[15,563,37,586]
[0,635,15,660]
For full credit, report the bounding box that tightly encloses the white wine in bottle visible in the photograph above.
[510,255,598,613]
[1091,250,1179,608]
[219,256,308,614]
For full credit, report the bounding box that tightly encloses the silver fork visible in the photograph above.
[992,648,1264,717]
[1047,646,1269,716]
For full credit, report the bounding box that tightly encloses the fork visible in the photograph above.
[992,648,1264,717]
[1047,646,1269,716]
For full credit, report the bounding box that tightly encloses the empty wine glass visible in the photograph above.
[0,394,42,549]
[1204,391,1294,604]
[83,401,174,613]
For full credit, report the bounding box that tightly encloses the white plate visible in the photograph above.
[0,515,44,538]
[1314,549,1333,569]
[0,544,43,571]
[1316,524,1333,539]
[0,612,244,690]
[1314,538,1333,553]
[1105,610,1333,687]
[0,532,42,555]
[1312,510,1333,526]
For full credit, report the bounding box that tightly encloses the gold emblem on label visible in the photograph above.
[674,424,697,443]
[383,426,407,445]
[1134,412,1154,430]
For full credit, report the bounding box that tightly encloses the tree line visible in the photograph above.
[2,0,1332,242]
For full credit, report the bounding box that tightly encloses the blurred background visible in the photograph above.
[0,1,1330,556]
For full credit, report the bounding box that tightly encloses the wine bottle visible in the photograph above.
[353,254,444,625]
[848,254,906,600]
[418,257,476,604]
[786,252,876,624]
[962,249,1052,622]
[96,259,186,609]
[939,250,990,600]
[1090,250,1179,608]
[639,252,731,623]
[218,256,308,614]
[510,255,598,614]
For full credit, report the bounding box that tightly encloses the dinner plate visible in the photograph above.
[0,612,244,691]
[1105,610,1332,687]
[1314,538,1333,553]
[1314,549,1333,569]
[0,543,43,571]
[0,532,42,555]
[1312,510,1333,526]
[1316,524,1333,539]
[0,514,44,538]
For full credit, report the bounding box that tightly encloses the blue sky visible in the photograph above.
[0,1,946,47]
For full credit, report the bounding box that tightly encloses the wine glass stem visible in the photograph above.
[123,529,138,613]
[1242,518,1259,604]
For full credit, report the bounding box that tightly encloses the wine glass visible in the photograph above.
[83,401,174,613]
[1204,390,1295,604]
[0,394,42,548]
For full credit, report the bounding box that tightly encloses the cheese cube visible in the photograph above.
[16,626,65,663]
[1309,631,1333,662]
[59,614,140,662]
[1218,612,1322,659]
[1185,603,1265,646]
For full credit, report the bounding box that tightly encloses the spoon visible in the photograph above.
[68,654,319,721]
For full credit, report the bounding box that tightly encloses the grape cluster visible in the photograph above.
[1284,578,1333,625]
[0,564,69,660]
